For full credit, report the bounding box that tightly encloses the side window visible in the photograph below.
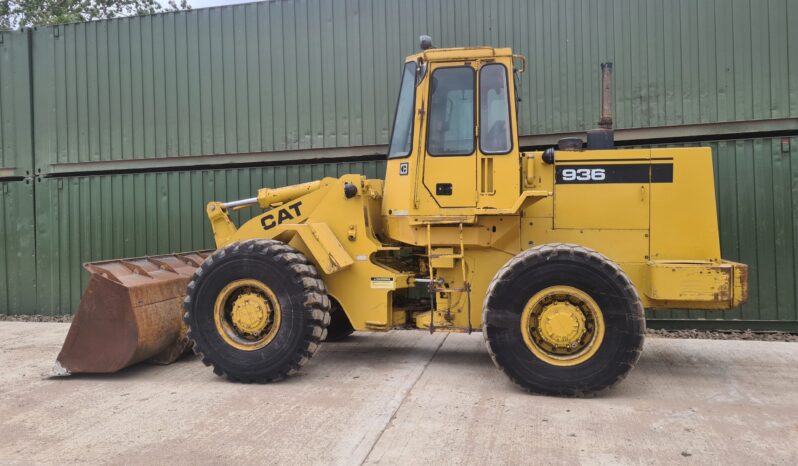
[427,67,475,156]
[479,64,512,154]
[387,62,418,159]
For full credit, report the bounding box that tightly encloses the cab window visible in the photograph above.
[387,62,417,159]
[479,64,512,154]
[427,67,475,156]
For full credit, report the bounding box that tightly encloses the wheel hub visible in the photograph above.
[213,279,282,351]
[537,301,586,348]
[519,285,606,366]
[230,292,271,335]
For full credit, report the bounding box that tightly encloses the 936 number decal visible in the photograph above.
[561,168,606,181]
[555,162,674,184]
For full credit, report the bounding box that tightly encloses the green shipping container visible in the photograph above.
[1,1,797,331]
[25,0,798,170]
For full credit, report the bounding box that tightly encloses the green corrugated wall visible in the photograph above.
[0,0,796,330]
[24,0,798,169]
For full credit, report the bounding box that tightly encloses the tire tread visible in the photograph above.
[183,239,330,383]
[482,243,645,397]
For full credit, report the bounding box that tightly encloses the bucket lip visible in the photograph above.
[82,250,213,284]
[82,250,213,270]
[50,360,71,377]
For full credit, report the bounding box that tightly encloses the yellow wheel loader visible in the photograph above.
[55,37,748,396]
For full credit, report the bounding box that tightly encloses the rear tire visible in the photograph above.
[483,243,644,397]
[184,239,330,383]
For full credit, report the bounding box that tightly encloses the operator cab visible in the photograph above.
[381,37,525,220]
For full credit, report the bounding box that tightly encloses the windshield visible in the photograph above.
[387,62,417,158]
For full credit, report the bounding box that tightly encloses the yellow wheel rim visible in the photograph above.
[213,279,281,351]
[520,285,605,366]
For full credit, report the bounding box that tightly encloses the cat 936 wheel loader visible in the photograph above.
[55,37,748,396]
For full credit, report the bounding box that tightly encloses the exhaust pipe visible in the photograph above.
[598,62,613,129]
[587,62,614,149]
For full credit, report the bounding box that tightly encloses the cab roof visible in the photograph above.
[406,46,515,63]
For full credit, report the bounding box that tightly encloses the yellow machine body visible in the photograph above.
[203,46,746,334]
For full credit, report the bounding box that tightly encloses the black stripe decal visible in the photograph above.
[556,157,674,164]
[555,163,674,184]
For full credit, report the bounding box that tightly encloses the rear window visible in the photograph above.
[479,64,512,154]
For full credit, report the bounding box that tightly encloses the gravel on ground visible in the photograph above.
[3,314,796,342]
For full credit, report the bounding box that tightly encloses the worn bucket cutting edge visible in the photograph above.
[54,251,210,375]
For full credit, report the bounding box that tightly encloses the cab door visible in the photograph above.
[423,63,478,208]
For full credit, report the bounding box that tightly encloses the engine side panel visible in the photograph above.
[649,147,721,262]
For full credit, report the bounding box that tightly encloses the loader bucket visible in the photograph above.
[54,251,211,375]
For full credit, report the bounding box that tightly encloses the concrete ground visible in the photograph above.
[0,323,796,465]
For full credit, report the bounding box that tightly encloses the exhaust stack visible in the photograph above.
[587,62,615,149]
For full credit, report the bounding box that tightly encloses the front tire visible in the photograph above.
[483,243,644,397]
[184,239,330,383]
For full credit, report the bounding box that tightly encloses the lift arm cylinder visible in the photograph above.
[257,180,323,208]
